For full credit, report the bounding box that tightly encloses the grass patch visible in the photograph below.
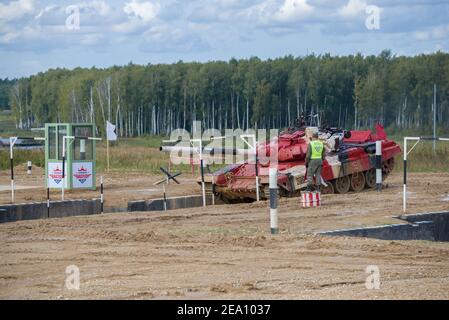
[0,149,45,170]
[392,139,449,173]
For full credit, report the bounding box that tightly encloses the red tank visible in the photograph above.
[204,123,401,203]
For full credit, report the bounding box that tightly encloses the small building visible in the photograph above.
[45,123,98,190]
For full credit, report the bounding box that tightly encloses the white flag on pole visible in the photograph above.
[106,121,117,141]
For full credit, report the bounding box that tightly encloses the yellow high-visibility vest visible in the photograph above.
[310,140,324,159]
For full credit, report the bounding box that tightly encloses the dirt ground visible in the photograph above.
[0,171,449,299]
[0,165,201,208]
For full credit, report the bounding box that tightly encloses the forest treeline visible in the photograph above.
[2,50,449,136]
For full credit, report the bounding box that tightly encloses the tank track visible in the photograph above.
[322,158,395,194]
[204,158,395,202]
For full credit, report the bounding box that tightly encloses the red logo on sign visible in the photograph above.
[49,166,63,184]
[74,166,91,184]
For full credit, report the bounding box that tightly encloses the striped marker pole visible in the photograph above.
[27,161,32,175]
[269,167,279,235]
[47,188,50,218]
[100,176,104,214]
[403,138,408,213]
[255,150,260,202]
[61,137,67,201]
[376,140,382,191]
[211,174,215,205]
[200,159,206,207]
[9,137,16,203]
[163,183,167,211]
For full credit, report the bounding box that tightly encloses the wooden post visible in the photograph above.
[106,138,110,172]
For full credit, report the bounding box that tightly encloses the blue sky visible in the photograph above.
[0,0,448,78]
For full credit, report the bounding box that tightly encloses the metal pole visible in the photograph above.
[211,174,215,205]
[100,176,104,214]
[163,183,167,211]
[403,138,407,213]
[433,84,436,154]
[62,137,66,201]
[47,188,50,218]
[199,140,206,207]
[269,167,279,234]
[106,130,110,172]
[255,138,260,202]
[376,140,382,191]
[242,134,260,202]
[200,159,206,207]
[80,139,86,160]
[9,137,15,203]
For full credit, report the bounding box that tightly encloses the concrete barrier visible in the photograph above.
[128,194,217,212]
[0,199,101,223]
[318,211,449,242]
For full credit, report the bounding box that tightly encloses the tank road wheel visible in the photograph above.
[382,158,395,177]
[333,176,350,194]
[321,182,334,195]
[364,169,376,189]
[350,172,366,192]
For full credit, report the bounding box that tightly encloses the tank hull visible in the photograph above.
[201,125,401,202]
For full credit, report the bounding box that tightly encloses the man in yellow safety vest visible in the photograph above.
[305,131,326,192]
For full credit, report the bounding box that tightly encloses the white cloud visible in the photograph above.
[237,0,315,26]
[0,0,34,21]
[275,0,313,21]
[140,23,208,52]
[81,0,110,16]
[414,31,429,41]
[113,19,147,34]
[338,0,367,17]
[124,0,160,22]
[80,33,104,46]
[414,24,449,41]
[431,24,449,39]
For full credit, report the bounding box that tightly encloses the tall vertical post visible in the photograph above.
[433,84,437,154]
[80,139,86,160]
[163,183,167,211]
[269,167,279,234]
[242,134,260,202]
[190,155,194,178]
[199,140,206,207]
[255,147,260,202]
[403,138,407,213]
[100,176,104,214]
[62,137,66,201]
[47,188,50,218]
[9,137,15,203]
[106,138,110,172]
[200,159,206,207]
[27,161,32,175]
[376,140,382,191]
[211,174,215,205]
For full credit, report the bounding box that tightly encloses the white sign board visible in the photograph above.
[72,162,93,188]
[47,162,68,188]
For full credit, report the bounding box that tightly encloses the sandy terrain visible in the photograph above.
[0,171,449,299]
[0,165,200,208]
